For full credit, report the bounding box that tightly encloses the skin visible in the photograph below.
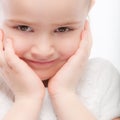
[0,0,120,119]
[1,0,89,81]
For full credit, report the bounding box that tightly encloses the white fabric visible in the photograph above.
[0,58,120,120]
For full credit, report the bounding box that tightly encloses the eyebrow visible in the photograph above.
[4,19,82,26]
[52,21,82,26]
[4,19,38,26]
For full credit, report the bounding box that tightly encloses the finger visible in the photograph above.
[68,21,92,68]
[83,20,92,46]
[4,38,30,71]
[4,38,21,69]
[0,29,4,51]
[84,21,92,53]
[78,21,92,56]
[0,29,6,67]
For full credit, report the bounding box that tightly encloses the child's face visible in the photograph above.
[1,0,89,80]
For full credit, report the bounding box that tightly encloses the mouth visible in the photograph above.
[28,59,56,64]
[22,58,57,68]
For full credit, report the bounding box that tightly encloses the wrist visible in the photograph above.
[49,89,78,101]
[49,91,96,120]
[14,97,44,112]
[15,91,45,103]
[3,96,43,120]
[48,88,77,97]
[15,98,43,106]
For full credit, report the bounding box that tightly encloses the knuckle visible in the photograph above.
[0,57,6,68]
[4,54,15,69]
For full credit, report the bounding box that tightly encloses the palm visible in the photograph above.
[48,21,92,96]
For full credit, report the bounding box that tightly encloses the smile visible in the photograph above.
[22,58,57,69]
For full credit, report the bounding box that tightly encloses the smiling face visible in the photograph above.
[1,0,91,80]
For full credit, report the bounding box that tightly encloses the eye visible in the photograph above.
[14,25,34,32]
[55,27,73,33]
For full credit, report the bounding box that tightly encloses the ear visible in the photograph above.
[89,0,95,10]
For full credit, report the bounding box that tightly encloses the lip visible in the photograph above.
[22,58,57,68]
[29,60,55,64]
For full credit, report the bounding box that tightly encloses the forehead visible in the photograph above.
[1,0,88,23]
[2,0,87,8]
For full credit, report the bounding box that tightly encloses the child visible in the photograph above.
[0,0,120,120]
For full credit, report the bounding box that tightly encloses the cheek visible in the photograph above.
[56,36,80,60]
[2,28,29,57]
[8,36,30,57]
[12,38,29,57]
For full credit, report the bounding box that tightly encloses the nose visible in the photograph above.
[30,36,55,60]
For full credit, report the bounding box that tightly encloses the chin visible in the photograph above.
[29,60,66,81]
[35,69,57,81]
[39,75,52,81]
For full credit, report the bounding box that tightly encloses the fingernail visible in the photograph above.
[6,38,12,46]
[5,38,10,45]
[6,38,10,44]
[81,30,86,40]
[0,29,2,40]
[4,38,10,51]
[85,21,88,30]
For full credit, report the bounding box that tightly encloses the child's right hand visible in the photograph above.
[0,30,45,101]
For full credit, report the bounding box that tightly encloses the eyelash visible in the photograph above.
[13,25,74,33]
[54,27,74,33]
[13,25,34,32]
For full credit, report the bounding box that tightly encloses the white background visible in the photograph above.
[89,0,120,72]
[0,0,120,71]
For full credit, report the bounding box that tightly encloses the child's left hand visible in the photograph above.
[48,21,92,97]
